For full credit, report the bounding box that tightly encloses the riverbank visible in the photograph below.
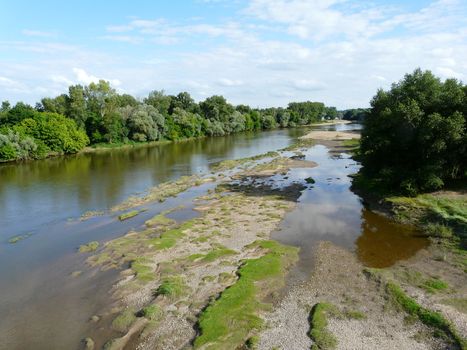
[257,145,466,350]
[80,120,351,155]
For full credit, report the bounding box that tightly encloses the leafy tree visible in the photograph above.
[40,94,68,115]
[68,85,88,129]
[3,102,36,125]
[261,114,277,129]
[144,90,172,116]
[124,104,165,142]
[360,69,466,194]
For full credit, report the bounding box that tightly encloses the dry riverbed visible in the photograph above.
[79,139,466,350]
[81,151,316,349]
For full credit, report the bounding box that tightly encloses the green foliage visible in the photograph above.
[194,240,298,349]
[360,69,466,194]
[309,303,338,350]
[342,108,369,121]
[1,81,342,162]
[0,110,88,161]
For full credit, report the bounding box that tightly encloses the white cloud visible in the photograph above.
[1,1,466,109]
[22,29,56,38]
[72,68,121,86]
[217,78,244,87]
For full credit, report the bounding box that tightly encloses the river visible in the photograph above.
[0,123,427,350]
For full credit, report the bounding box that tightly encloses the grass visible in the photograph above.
[131,257,154,282]
[199,246,237,263]
[440,298,467,314]
[140,304,163,321]
[194,240,298,349]
[155,275,188,300]
[145,212,176,227]
[388,194,467,230]
[279,138,315,151]
[421,278,449,293]
[112,309,136,332]
[308,303,339,350]
[345,310,366,320]
[210,151,279,172]
[386,281,466,349]
[148,220,193,250]
[78,241,99,253]
[118,210,140,221]
[112,175,209,211]
[8,233,32,244]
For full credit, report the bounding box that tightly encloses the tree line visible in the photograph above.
[0,81,341,162]
[359,69,466,195]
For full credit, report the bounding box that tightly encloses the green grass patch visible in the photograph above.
[386,281,466,349]
[194,240,298,349]
[140,304,163,321]
[131,257,154,282]
[308,303,339,350]
[155,275,188,300]
[111,309,136,332]
[78,241,99,253]
[148,220,193,250]
[421,278,449,293]
[118,210,140,221]
[345,310,366,320]
[202,246,237,262]
[145,212,176,227]
[341,138,360,148]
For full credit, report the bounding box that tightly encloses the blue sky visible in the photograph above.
[0,0,466,109]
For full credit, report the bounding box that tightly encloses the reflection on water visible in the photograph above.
[0,128,306,239]
[356,210,429,268]
[272,138,428,276]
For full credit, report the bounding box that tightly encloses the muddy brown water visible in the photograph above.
[0,123,428,349]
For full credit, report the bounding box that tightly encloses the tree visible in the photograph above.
[144,90,172,116]
[68,85,87,129]
[360,69,466,194]
[125,104,165,142]
[40,94,68,115]
[287,101,325,124]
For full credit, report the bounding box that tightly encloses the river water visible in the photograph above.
[0,123,428,350]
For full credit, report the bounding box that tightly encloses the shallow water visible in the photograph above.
[0,123,429,349]
[272,137,428,278]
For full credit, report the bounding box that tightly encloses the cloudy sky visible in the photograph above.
[0,0,466,109]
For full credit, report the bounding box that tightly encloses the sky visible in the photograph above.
[0,0,466,109]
